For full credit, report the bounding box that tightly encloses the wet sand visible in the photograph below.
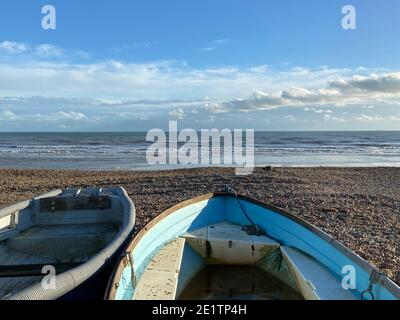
[0,167,399,285]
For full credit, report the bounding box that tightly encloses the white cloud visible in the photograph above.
[0,40,89,62]
[33,111,87,122]
[111,41,158,53]
[0,41,28,54]
[357,114,385,122]
[35,44,63,58]
[248,65,268,74]
[169,108,184,119]
[204,102,227,114]
[201,38,230,52]
[283,115,296,121]
[1,40,400,130]
[304,107,334,114]
[329,73,400,93]
[57,111,87,121]
[388,115,400,121]
[1,43,389,108]
[331,116,346,122]
[221,72,400,112]
[0,109,17,120]
[355,114,400,122]
[2,59,337,102]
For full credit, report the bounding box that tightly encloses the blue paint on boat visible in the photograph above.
[108,193,400,300]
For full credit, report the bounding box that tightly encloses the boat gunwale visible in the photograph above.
[0,189,63,220]
[106,192,400,300]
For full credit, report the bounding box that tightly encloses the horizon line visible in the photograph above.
[0,130,399,134]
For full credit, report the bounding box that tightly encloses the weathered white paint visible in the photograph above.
[133,238,186,300]
[183,222,280,264]
[281,246,356,300]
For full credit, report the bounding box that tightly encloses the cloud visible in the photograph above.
[331,116,346,122]
[1,40,400,130]
[388,115,400,121]
[35,44,63,58]
[55,111,87,121]
[169,108,185,119]
[283,114,296,121]
[329,73,400,93]
[0,43,383,107]
[247,65,268,74]
[0,109,17,120]
[304,107,333,114]
[0,41,28,54]
[357,114,385,122]
[355,113,400,122]
[0,40,87,61]
[204,102,227,114]
[219,72,400,112]
[1,58,324,102]
[201,38,230,52]
[111,41,159,53]
[30,111,87,122]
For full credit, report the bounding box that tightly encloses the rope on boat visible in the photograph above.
[207,167,259,230]
[223,185,265,236]
[361,269,383,300]
[126,252,137,287]
[209,167,282,243]
[208,167,265,235]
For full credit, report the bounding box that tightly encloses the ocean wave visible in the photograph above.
[1,132,400,169]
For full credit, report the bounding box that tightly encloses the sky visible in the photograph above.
[0,0,400,131]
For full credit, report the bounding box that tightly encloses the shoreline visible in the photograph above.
[0,167,399,285]
[2,164,400,172]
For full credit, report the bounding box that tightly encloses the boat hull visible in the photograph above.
[0,187,136,300]
[106,192,400,301]
[60,233,133,300]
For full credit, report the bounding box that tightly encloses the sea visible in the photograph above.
[0,131,400,170]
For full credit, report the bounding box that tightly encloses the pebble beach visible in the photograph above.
[0,167,399,285]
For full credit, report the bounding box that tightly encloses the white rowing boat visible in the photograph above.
[0,187,135,300]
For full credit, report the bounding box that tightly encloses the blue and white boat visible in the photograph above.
[106,191,400,300]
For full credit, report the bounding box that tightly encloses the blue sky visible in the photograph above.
[0,0,400,131]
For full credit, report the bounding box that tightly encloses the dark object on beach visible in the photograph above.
[322,207,337,213]
[263,166,273,171]
[0,187,135,300]
[106,192,400,301]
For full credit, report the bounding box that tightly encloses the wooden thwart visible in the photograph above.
[182,222,280,264]
[40,196,111,212]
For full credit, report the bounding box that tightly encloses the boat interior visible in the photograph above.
[112,194,398,300]
[0,188,124,299]
[131,221,355,300]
